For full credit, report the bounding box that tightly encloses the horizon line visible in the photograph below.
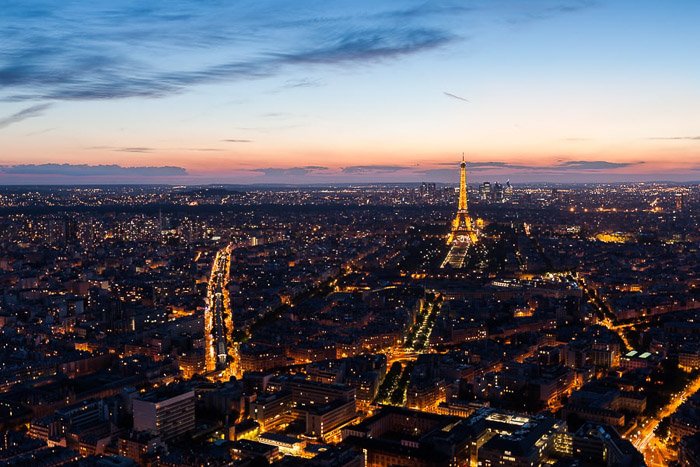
[0,180,698,188]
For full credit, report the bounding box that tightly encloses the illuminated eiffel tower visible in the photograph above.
[448,154,477,244]
[443,154,478,268]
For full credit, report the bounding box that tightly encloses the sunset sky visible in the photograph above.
[1,0,699,184]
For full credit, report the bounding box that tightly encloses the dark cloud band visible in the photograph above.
[1,163,187,176]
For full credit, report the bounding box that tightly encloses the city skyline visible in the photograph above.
[1,4,699,463]
[0,175,697,466]
[2,1,699,185]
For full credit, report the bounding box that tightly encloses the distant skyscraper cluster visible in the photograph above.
[419,182,437,197]
[479,180,513,203]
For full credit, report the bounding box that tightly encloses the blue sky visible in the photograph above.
[1,1,699,184]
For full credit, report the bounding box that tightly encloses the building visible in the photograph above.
[230,439,281,463]
[239,343,289,373]
[562,385,640,428]
[479,182,492,201]
[406,378,447,411]
[475,411,565,467]
[669,392,700,440]
[591,342,620,368]
[284,377,356,409]
[679,432,700,467]
[257,432,306,457]
[250,390,293,431]
[342,406,473,466]
[118,431,162,464]
[680,349,700,371]
[620,350,657,371]
[177,351,205,379]
[132,388,195,441]
[675,192,685,211]
[562,423,644,466]
[305,398,357,442]
[29,399,108,444]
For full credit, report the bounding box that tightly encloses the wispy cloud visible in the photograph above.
[25,127,56,136]
[433,161,534,170]
[270,78,324,93]
[647,136,700,141]
[342,165,409,174]
[1,163,187,176]
[115,147,154,153]
[253,166,328,177]
[0,3,457,102]
[0,2,599,103]
[557,160,639,170]
[422,159,642,176]
[443,91,469,102]
[507,0,598,25]
[0,103,52,129]
[222,139,253,143]
[89,146,223,153]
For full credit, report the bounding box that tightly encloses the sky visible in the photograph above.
[1,0,699,185]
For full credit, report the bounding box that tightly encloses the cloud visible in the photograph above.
[272,78,324,92]
[0,2,604,103]
[284,78,323,89]
[25,127,55,136]
[420,168,464,178]
[253,166,328,177]
[0,103,52,129]
[115,147,154,153]
[261,112,294,118]
[433,161,534,170]
[380,3,476,20]
[443,91,469,102]
[546,0,598,14]
[1,163,187,176]
[648,136,700,141]
[222,139,253,143]
[342,165,410,174]
[470,162,534,170]
[557,160,639,170]
[89,146,223,152]
[267,28,452,66]
[0,3,457,102]
[421,159,642,177]
[507,0,598,25]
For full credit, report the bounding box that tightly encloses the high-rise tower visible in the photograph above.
[448,155,477,245]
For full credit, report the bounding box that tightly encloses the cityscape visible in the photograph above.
[2,1,700,466]
[0,167,698,466]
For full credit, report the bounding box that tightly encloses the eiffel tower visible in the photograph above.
[448,154,477,244]
[443,155,478,268]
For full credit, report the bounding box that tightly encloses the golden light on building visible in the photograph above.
[446,155,477,245]
[594,232,632,243]
[442,155,479,269]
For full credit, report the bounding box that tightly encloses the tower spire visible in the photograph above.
[449,154,476,243]
[458,154,467,212]
[443,154,479,267]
